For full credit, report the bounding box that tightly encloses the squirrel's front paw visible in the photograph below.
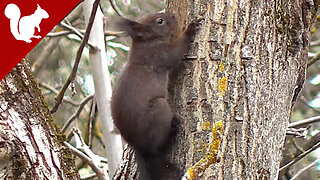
[185,18,204,40]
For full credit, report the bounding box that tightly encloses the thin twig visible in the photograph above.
[290,158,320,180]
[307,52,320,67]
[286,127,308,137]
[47,31,73,37]
[108,0,124,17]
[73,128,109,179]
[88,98,97,147]
[62,94,94,133]
[48,29,121,38]
[279,141,320,172]
[60,21,84,38]
[64,141,109,180]
[39,82,80,106]
[311,39,320,46]
[60,22,95,48]
[50,0,101,114]
[288,115,320,128]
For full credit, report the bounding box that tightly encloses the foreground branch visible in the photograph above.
[50,0,101,114]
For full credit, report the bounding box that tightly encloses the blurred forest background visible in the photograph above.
[24,0,320,179]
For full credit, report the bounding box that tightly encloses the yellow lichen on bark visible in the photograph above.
[219,62,224,72]
[219,77,227,94]
[182,121,224,180]
[202,121,211,131]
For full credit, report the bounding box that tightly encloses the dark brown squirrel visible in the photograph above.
[111,13,202,180]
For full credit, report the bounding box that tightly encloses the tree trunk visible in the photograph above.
[0,60,79,179]
[166,0,318,179]
[113,0,319,179]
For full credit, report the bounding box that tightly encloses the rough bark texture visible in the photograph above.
[0,60,79,179]
[113,0,319,179]
[113,145,138,180]
[166,0,319,180]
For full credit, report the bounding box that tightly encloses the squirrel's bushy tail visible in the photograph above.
[136,152,182,180]
[4,4,21,40]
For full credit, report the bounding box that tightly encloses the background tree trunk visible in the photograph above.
[0,60,79,179]
[83,0,123,177]
[113,0,319,179]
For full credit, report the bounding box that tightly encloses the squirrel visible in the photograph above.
[4,4,49,43]
[111,13,202,180]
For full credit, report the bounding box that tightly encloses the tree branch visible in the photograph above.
[279,141,320,173]
[50,0,101,114]
[288,115,320,128]
[108,0,124,17]
[64,140,109,180]
[88,98,97,147]
[307,52,320,67]
[62,94,94,133]
[290,158,320,180]
[286,127,308,137]
[39,82,80,106]
[47,31,73,37]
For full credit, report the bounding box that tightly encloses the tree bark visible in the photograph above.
[0,60,79,179]
[113,0,319,179]
[166,0,319,179]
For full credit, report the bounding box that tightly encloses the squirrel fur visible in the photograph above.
[4,4,49,43]
[111,13,202,180]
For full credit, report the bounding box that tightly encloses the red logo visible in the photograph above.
[0,0,81,80]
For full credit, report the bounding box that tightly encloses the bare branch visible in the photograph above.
[286,127,308,137]
[73,128,109,179]
[60,21,84,39]
[310,39,320,46]
[62,94,94,133]
[108,0,124,17]
[64,141,109,180]
[47,31,73,37]
[47,28,121,38]
[88,98,97,147]
[290,158,320,180]
[279,141,320,173]
[307,52,320,67]
[59,22,96,48]
[39,82,80,106]
[50,0,101,114]
[288,115,320,128]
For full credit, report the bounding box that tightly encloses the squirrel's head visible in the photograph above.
[115,13,176,42]
[35,4,49,18]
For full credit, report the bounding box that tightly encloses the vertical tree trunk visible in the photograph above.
[166,0,318,179]
[83,1,123,177]
[0,60,79,179]
[113,0,319,179]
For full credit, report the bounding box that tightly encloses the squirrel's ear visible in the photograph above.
[115,17,147,38]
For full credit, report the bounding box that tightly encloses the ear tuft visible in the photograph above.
[115,18,140,37]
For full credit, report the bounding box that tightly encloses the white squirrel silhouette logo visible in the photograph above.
[4,4,49,43]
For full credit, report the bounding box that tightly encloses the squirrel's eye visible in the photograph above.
[156,18,164,25]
